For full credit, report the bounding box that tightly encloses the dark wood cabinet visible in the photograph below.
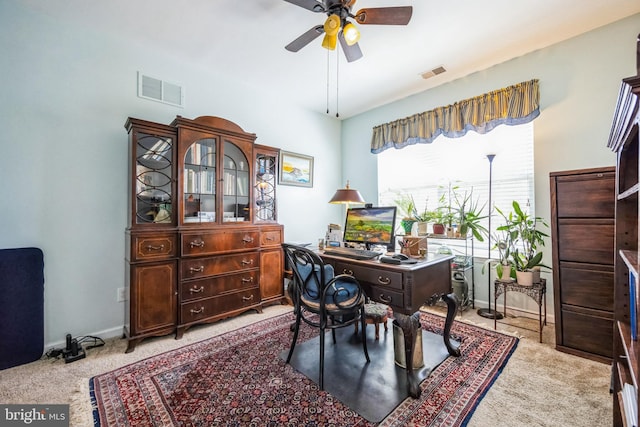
[550,167,615,362]
[609,40,640,427]
[124,115,284,352]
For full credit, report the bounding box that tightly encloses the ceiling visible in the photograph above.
[19,0,640,118]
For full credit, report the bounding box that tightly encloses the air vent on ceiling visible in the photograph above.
[420,65,447,80]
[137,72,184,108]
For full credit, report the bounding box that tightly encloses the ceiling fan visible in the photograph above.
[283,0,413,62]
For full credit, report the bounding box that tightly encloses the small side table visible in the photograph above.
[494,278,547,343]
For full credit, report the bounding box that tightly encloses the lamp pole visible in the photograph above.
[478,154,503,320]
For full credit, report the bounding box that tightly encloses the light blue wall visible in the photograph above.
[0,3,343,347]
[342,14,640,316]
[2,0,638,345]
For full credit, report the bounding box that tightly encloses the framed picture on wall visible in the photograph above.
[279,151,314,187]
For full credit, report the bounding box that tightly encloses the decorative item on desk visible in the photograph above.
[401,236,427,257]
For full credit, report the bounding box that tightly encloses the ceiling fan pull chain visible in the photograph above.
[336,49,340,118]
[326,49,330,115]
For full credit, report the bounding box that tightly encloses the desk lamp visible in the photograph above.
[328,181,365,211]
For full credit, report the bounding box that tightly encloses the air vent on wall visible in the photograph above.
[137,72,184,108]
[420,65,447,80]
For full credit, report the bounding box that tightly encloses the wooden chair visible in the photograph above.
[282,243,370,390]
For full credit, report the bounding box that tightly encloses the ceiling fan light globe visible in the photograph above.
[342,22,360,46]
[322,34,337,50]
[323,14,341,35]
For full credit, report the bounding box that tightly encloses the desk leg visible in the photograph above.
[395,312,422,399]
[442,293,461,357]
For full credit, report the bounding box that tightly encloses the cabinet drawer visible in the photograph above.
[181,252,259,280]
[180,288,260,323]
[334,262,404,291]
[561,308,613,358]
[556,172,615,218]
[557,220,614,264]
[181,229,260,256]
[260,229,282,247]
[180,270,259,301]
[131,234,177,261]
[559,262,614,311]
[367,284,404,309]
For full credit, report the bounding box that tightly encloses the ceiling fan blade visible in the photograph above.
[285,25,325,52]
[338,32,363,62]
[354,6,413,25]
[283,0,326,13]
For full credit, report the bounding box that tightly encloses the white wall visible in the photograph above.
[342,14,640,318]
[0,3,343,347]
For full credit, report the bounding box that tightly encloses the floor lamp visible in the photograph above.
[477,154,503,320]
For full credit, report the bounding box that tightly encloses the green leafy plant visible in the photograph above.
[496,201,550,272]
[453,189,488,242]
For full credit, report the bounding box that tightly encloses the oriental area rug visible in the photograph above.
[90,311,518,426]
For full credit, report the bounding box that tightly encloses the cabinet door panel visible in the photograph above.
[561,309,613,358]
[559,262,614,311]
[260,249,284,300]
[556,173,615,218]
[131,262,177,334]
[557,220,614,264]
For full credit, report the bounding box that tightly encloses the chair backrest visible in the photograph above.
[282,243,333,301]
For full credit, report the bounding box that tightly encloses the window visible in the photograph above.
[377,122,534,258]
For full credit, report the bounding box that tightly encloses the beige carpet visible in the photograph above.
[0,304,611,426]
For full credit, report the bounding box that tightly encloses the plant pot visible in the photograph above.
[499,263,512,281]
[531,266,541,283]
[400,219,416,235]
[516,270,534,286]
[417,222,429,236]
[432,223,445,235]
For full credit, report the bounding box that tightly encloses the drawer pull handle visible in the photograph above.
[146,244,165,252]
[378,276,391,285]
[189,266,204,273]
[379,294,392,304]
[189,240,205,248]
[241,277,254,283]
[189,286,205,294]
[190,306,204,315]
[343,269,354,276]
[242,235,254,244]
[242,294,254,302]
[265,236,274,241]
[241,259,254,266]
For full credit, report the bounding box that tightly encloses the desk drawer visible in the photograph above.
[334,262,403,291]
[180,270,259,302]
[368,284,404,309]
[180,288,260,323]
[181,252,259,280]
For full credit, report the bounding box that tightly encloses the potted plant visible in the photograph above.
[413,201,436,235]
[498,201,550,286]
[393,192,417,235]
[453,189,488,242]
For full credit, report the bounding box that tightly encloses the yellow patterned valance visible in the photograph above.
[371,79,540,153]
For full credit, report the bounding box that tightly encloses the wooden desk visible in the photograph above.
[494,279,547,343]
[320,252,454,315]
[320,252,458,398]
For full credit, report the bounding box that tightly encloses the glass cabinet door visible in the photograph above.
[222,140,250,222]
[135,133,173,224]
[183,138,216,224]
[254,151,277,222]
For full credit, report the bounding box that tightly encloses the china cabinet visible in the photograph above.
[124,115,284,352]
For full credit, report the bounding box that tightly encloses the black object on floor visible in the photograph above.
[0,247,44,370]
[281,319,452,423]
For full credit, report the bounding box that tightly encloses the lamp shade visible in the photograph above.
[328,181,365,204]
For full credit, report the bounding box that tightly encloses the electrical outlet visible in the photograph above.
[117,287,126,302]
